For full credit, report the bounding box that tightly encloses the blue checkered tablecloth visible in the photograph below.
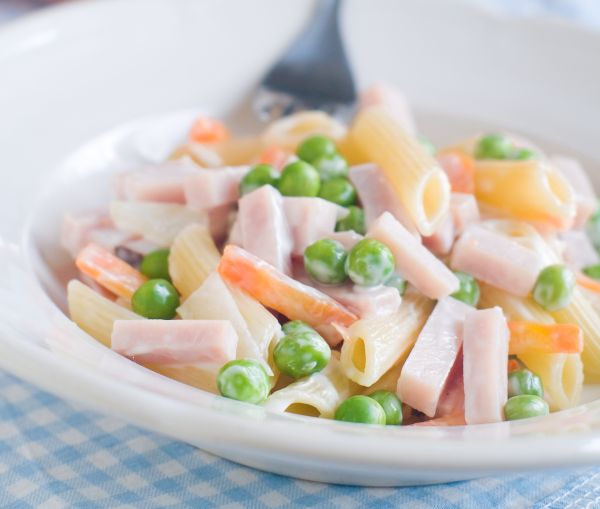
[2,1,600,507]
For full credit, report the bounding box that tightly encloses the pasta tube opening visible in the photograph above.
[420,170,450,228]
[285,403,321,417]
[352,338,367,372]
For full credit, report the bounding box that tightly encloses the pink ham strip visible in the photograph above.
[560,230,599,271]
[349,164,418,235]
[326,231,364,251]
[227,218,242,246]
[113,160,199,204]
[397,297,472,417]
[359,82,417,135]
[184,165,249,209]
[88,228,136,253]
[450,224,544,297]
[207,204,234,243]
[111,319,238,366]
[368,212,459,299]
[551,156,596,228]
[239,185,293,275]
[283,197,347,256]
[435,350,465,418]
[450,193,480,236]
[423,214,454,256]
[61,211,113,258]
[463,307,509,424]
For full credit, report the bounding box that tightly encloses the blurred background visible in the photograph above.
[1,0,600,27]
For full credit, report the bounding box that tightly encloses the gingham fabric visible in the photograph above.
[2,1,600,508]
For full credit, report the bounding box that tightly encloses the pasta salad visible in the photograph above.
[62,82,600,426]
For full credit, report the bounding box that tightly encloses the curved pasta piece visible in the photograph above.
[474,159,576,231]
[350,107,451,236]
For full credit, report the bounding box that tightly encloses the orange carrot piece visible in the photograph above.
[437,150,475,194]
[508,320,583,355]
[412,413,466,427]
[258,146,291,170]
[507,358,522,373]
[218,245,357,342]
[189,115,230,144]
[576,273,600,294]
[75,243,147,299]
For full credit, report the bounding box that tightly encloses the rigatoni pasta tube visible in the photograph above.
[67,279,142,347]
[169,224,221,299]
[474,160,576,231]
[350,106,450,236]
[340,293,433,386]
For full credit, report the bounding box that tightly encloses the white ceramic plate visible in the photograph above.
[1,0,600,487]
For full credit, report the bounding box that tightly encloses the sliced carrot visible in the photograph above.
[189,115,230,144]
[576,272,600,294]
[258,146,291,170]
[508,320,583,355]
[437,150,475,194]
[412,413,466,427]
[217,245,357,343]
[75,243,147,300]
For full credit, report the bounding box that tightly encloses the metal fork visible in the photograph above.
[252,0,357,123]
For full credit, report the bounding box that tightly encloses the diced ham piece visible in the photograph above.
[238,185,293,275]
[207,204,234,243]
[560,230,599,271]
[306,282,401,319]
[397,297,472,417]
[450,224,545,297]
[61,211,113,258]
[111,319,238,366]
[551,156,596,228]
[360,82,416,135]
[184,166,249,209]
[349,164,418,235]
[283,197,347,256]
[450,193,480,236]
[113,159,199,203]
[326,231,364,251]
[88,228,136,253]
[463,307,509,424]
[227,218,242,246]
[423,214,454,256]
[435,351,465,418]
[368,212,459,299]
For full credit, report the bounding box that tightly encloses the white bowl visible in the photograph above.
[1,0,600,486]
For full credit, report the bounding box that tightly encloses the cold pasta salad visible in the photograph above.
[62,82,600,426]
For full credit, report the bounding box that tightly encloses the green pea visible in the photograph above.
[303,238,348,284]
[451,271,480,307]
[504,395,549,421]
[367,391,403,425]
[384,274,407,296]
[346,238,395,287]
[582,264,600,280]
[312,153,349,180]
[335,206,365,235]
[318,178,357,207]
[282,320,316,336]
[239,164,280,195]
[273,331,331,378]
[131,279,180,319]
[278,161,321,197]
[508,369,544,398]
[217,359,271,404]
[512,147,537,160]
[334,395,386,425]
[140,249,171,281]
[532,264,575,311]
[297,135,337,163]
[585,204,600,252]
[419,137,436,156]
[474,134,514,160]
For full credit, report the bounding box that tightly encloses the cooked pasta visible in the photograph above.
[67,279,141,347]
[350,106,450,236]
[144,364,219,394]
[340,293,433,386]
[168,224,221,299]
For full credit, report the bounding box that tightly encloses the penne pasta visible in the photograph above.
[144,364,219,394]
[263,354,355,418]
[474,159,576,231]
[67,279,142,347]
[110,201,207,247]
[170,144,224,168]
[340,293,433,387]
[168,224,221,299]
